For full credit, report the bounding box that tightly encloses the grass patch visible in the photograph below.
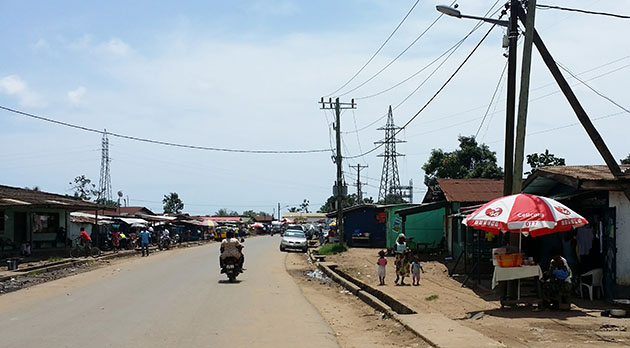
[27,270,42,276]
[425,294,439,301]
[317,242,348,255]
[47,257,63,263]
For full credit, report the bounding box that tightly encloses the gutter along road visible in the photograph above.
[0,237,338,348]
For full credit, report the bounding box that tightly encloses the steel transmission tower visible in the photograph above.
[98,130,112,203]
[376,106,405,202]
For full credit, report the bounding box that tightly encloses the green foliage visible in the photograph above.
[621,154,630,165]
[377,194,406,205]
[318,194,374,213]
[425,294,439,301]
[69,175,99,200]
[526,149,566,175]
[241,210,271,218]
[162,192,184,214]
[300,199,310,213]
[422,135,503,186]
[288,207,298,213]
[95,198,118,207]
[317,242,348,255]
[47,256,63,263]
[215,208,239,216]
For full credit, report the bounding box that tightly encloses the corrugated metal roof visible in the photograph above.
[0,185,101,210]
[535,165,630,181]
[436,178,504,203]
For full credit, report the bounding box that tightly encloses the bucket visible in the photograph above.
[7,259,18,271]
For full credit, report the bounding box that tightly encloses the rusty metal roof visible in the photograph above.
[436,178,505,203]
[0,185,101,210]
[534,165,630,181]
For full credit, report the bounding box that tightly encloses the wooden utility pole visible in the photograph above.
[512,0,537,193]
[350,164,368,202]
[503,0,520,196]
[514,5,630,202]
[320,97,356,245]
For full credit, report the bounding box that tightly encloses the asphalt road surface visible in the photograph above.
[0,237,338,348]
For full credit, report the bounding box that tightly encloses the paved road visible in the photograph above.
[0,237,338,348]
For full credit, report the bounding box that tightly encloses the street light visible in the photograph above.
[436,5,509,27]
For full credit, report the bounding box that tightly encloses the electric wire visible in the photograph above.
[557,62,630,115]
[475,60,508,138]
[343,0,503,134]
[325,0,423,97]
[337,1,459,98]
[0,105,332,154]
[342,21,484,134]
[346,23,497,159]
[536,4,630,19]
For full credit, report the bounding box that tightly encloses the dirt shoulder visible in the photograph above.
[326,248,630,348]
[285,251,428,348]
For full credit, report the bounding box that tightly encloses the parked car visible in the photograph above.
[280,231,307,252]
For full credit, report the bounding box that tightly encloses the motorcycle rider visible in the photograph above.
[220,230,244,272]
[160,228,171,248]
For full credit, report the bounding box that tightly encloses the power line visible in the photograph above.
[325,0,423,97]
[536,4,630,19]
[347,23,498,159]
[475,60,508,138]
[342,22,483,134]
[0,105,331,154]
[557,62,630,115]
[337,2,459,98]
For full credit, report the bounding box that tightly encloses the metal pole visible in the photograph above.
[335,98,344,246]
[512,0,537,193]
[503,0,519,196]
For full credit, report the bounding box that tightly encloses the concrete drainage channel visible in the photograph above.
[308,251,440,348]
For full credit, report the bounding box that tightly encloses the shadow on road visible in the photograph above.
[217,279,243,284]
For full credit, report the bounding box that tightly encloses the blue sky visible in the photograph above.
[1,1,629,215]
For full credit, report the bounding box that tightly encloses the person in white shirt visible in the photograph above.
[220,230,244,271]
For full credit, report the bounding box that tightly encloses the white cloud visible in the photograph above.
[100,38,131,56]
[67,86,87,106]
[0,75,46,108]
[31,38,50,51]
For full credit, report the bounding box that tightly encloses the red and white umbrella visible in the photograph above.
[251,223,264,228]
[462,193,588,237]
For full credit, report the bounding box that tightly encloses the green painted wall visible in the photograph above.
[386,205,445,249]
[0,208,67,244]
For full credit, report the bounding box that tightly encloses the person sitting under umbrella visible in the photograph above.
[541,254,572,309]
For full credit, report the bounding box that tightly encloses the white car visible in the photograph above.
[280,231,307,252]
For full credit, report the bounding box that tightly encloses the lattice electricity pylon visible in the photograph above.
[98,129,112,203]
[375,106,405,202]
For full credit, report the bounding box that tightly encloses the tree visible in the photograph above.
[257,211,271,217]
[318,194,374,213]
[242,210,257,218]
[526,149,565,175]
[422,135,503,186]
[69,175,99,200]
[163,192,184,214]
[377,194,405,205]
[300,199,310,213]
[215,208,239,216]
[621,154,630,165]
[288,207,298,213]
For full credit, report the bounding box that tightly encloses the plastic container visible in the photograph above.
[496,253,523,267]
[7,259,18,271]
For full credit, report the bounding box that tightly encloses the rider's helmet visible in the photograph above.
[148,227,154,233]
[226,230,235,239]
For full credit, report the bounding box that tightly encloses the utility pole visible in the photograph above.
[277,202,280,220]
[512,0,536,194]
[503,0,519,196]
[513,4,630,202]
[349,164,368,202]
[320,97,356,246]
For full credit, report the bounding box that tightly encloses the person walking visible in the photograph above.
[140,228,151,257]
[112,230,120,253]
[394,234,410,285]
[411,256,424,286]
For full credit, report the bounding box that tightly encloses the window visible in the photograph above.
[32,213,59,233]
[0,211,4,234]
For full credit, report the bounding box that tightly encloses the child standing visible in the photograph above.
[411,257,424,286]
[377,250,388,286]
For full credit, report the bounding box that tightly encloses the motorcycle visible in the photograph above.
[158,235,171,250]
[221,256,242,282]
